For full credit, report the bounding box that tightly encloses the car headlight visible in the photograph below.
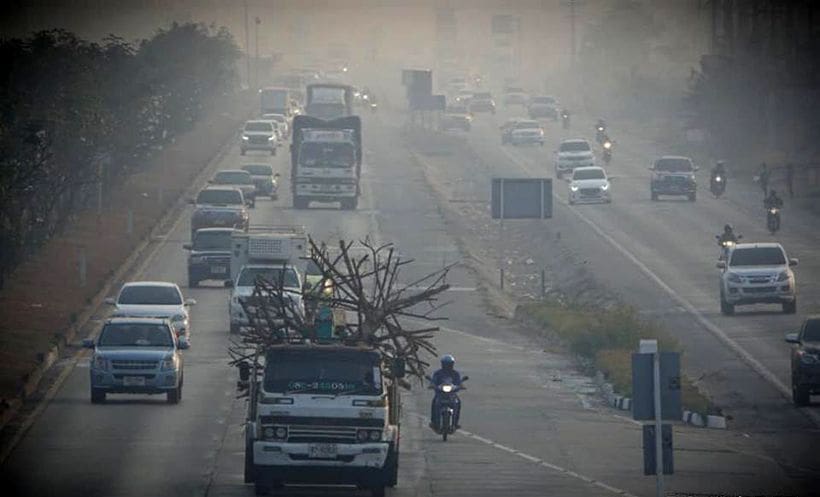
[799,352,819,364]
[93,355,109,371]
[268,136,275,141]
[601,183,609,191]
[160,357,177,371]
[190,255,206,264]
[570,185,579,192]
[242,136,249,141]
[727,273,742,284]
[776,270,790,282]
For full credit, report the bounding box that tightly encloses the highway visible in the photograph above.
[1,101,813,497]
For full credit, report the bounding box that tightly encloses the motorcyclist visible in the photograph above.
[764,189,783,210]
[716,224,738,245]
[595,119,607,143]
[710,161,727,195]
[711,161,726,181]
[429,354,462,430]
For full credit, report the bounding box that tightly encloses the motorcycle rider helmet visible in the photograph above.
[724,224,733,233]
[440,354,455,369]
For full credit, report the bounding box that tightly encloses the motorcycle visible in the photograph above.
[602,138,613,165]
[428,375,469,441]
[767,207,781,234]
[370,102,378,113]
[561,111,570,129]
[716,234,742,260]
[595,125,606,144]
[710,174,726,198]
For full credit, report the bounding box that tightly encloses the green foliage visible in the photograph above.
[0,23,240,286]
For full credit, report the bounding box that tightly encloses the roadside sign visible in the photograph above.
[491,178,552,219]
[642,424,674,475]
[632,351,682,421]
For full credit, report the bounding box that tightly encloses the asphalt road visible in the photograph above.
[1,103,811,497]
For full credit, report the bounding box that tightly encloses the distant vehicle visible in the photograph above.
[84,317,187,404]
[554,139,595,179]
[183,228,235,288]
[305,83,354,120]
[241,164,279,199]
[441,105,472,132]
[468,92,496,114]
[104,281,196,341]
[189,187,249,238]
[528,95,559,120]
[241,120,277,156]
[454,89,474,106]
[785,316,820,406]
[210,169,257,208]
[447,76,468,94]
[649,156,697,201]
[502,87,528,106]
[501,119,544,146]
[264,114,291,136]
[259,87,292,117]
[568,166,611,205]
[716,242,798,315]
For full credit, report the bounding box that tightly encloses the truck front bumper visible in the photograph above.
[723,283,795,305]
[295,182,357,199]
[253,441,390,484]
[90,369,179,394]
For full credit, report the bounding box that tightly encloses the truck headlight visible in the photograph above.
[274,427,288,440]
[368,430,382,441]
[93,355,109,371]
[799,352,819,364]
[356,430,369,442]
[263,427,275,439]
[601,183,609,191]
[242,136,249,141]
[727,273,742,284]
[776,270,789,282]
[160,357,177,371]
[570,185,579,192]
[190,256,205,264]
[268,136,275,141]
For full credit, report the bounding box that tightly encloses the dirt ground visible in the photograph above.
[0,92,253,411]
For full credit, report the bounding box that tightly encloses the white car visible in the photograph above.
[262,113,289,136]
[501,119,544,146]
[568,166,611,204]
[105,281,196,340]
[554,139,595,178]
[717,242,798,315]
[241,120,277,156]
[229,265,304,334]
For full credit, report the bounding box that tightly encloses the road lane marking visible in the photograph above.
[408,412,638,497]
[495,144,820,427]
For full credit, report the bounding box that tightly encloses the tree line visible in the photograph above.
[0,23,240,287]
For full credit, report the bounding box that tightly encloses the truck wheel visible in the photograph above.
[240,149,246,156]
[370,486,386,497]
[556,170,563,180]
[90,388,106,404]
[720,295,734,315]
[230,323,240,334]
[793,384,810,407]
[271,148,276,156]
[688,192,697,202]
[385,445,399,487]
[188,275,198,288]
[244,439,255,483]
[293,197,307,209]
[341,198,358,210]
[167,385,181,404]
[783,299,797,314]
[254,481,271,496]
[651,191,658,201]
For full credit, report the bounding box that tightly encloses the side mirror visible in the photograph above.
[178,336,191,350]
[183,243,192,250]
[789,258,798,267]
[716,261,726,269]
[104,297,116,305]
[274,173,281,179]
[238,361,251,381]
[785,332,800,344]
[82,338,95,349]
[391,358,406,379]
[224,280,234,288]
[737,234,743,240]
[184,298,197,306]
[461,375,470,382]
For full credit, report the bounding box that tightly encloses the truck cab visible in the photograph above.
[244,344,403,496]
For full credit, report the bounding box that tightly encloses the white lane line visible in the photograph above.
[408,412,638,497]
[496,145,820,426]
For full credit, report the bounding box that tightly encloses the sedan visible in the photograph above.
[568,166,611,204]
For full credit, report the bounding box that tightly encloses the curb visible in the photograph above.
[593,372,727,429]
[0,96,253,437]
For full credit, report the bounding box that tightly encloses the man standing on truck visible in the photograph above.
[429,354,463,430]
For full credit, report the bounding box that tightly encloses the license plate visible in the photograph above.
[211,265,227,274]
[123,376,145,386]
[308,443,337,459]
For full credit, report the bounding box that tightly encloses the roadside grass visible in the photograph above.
[521,301,719,415]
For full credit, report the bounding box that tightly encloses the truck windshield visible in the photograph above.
[300,142,355,167]
[237,267,300,288]
[98,323,173,347]
[264,349,382,395]
[729,247,786,266]
[118,285,182,305]
[193,231,232,251]
[197,189,242,205]
[306,103,347,119]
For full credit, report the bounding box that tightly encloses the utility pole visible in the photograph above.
[569,0,577,73]
[244,0,251,89]
[255,16,261,90]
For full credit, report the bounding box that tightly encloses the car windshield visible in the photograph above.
[300,142,355,167]
[245,122,272,132]
[560,141,590,152]
[214,171,252,184]
[263,115,285,123]
[196,189,242,205]
[514,121,540,129]
[193,231,232,251]
[241,165,272,176]
[264,349,382,394]
[473,92,492,99]
[730,247,786,266]
[655,158,693,172]
[118,285,182,305]
[532,97,555,104]
[98,323,174,347]
[237,267,300,288]
[803,320,820,342]
[574,169,606,180]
